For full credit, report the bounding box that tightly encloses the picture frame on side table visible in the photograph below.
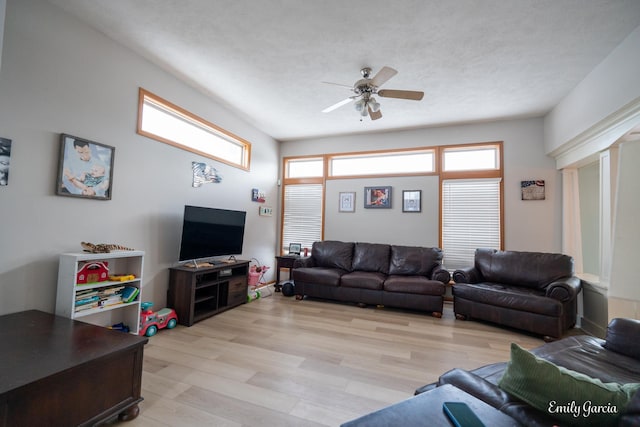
[339,192,356,212]
[56,134,115,200]
[364,186,392,208]
[402,190,422,212]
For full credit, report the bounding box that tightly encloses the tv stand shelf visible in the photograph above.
[168,260,249,326]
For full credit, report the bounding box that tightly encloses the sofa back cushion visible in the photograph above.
[389,246,443,276]
[352,242,390,274]
[312,240,354,271]
[475,248,574,289]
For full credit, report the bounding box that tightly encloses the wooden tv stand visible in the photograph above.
[0,310,147,426]
[168,260,249,326]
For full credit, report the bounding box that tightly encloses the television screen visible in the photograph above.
[179,205,246,262]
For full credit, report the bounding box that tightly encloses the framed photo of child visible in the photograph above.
[56,134,115,200]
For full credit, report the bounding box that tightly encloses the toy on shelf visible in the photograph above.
[109,322,130,333]
[139,302,178,337]
[109,274,136,282]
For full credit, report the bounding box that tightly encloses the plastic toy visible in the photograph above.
[139,302,178,337]
[108,274,136,282]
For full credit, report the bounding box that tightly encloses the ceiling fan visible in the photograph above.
[322,66,424,121]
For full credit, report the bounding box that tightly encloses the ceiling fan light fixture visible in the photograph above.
[369,98,380,112]
[354,99,366,112]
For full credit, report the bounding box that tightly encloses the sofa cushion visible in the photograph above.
[351,242,390,274]
[604,318,640,361]
[384,276,445,296]
[341,271,386,290]
[474,248,574,290]
[498,343,640,427]
[312,241,354,271]
[292,267,345,287]
[453,282,562,316]
[389,246,442,276]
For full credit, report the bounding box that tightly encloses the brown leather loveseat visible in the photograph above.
[452,248,581,339]
[292,240,451,317]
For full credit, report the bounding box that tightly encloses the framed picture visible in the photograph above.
[339,192,356,212]
[402,190,422,212]
[364,186,392,208]
[56,134,115,200]
[0,137,11,186]
[288,243,302,255]
[521,180,545,200]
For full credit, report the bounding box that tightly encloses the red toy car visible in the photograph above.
[139,302,178,337]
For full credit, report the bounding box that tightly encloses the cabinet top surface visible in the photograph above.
[170,259,249,272]
[61,250,145,259]
[0,310,147,394]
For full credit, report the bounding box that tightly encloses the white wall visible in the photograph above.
[281,117,562,254]
[0,0,5,73]
[544,25,640,156]
[608,139,640,318]
[0,0,279,315]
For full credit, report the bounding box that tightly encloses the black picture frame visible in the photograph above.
[288,243,302,255]
[402,190,422,212]
[56,134,115,200]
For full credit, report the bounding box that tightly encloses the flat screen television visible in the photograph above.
[178,205,246,262]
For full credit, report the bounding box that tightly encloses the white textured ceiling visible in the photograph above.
[46,0,640,141]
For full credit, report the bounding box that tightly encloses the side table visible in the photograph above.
[341,384,521,427]
[275,255,299,291]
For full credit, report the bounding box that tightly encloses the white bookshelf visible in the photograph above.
[55,250,144,334]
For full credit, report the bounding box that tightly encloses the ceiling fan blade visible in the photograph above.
[368,106,382,120]
[370,66,398,87]
[321,81,353,89]
[378,89,424,101]
[322,97,355,113]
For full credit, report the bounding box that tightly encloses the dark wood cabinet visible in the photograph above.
[168,260,249,326]
[0,310,147,427]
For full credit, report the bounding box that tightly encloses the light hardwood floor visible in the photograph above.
[120,292,544,427]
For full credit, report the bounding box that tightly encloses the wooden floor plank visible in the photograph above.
[116,294,549,426]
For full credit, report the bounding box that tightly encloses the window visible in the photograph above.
[440,143,503,269]
[330,150,435,177]
[441,178,502,270]
[286,158,323,178]
[442,145,499,172]
[282,184,323,253]
[137,88,251,170]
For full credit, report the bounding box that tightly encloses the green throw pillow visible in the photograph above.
[498,343,640,427]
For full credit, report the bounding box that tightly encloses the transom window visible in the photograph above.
[442,145,499,172]
[285,158,324,178]
[329,150,435,177]
[137,88,251,170]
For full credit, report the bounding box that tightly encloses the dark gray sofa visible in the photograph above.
[452,248,582,339]
[292,240,451,317]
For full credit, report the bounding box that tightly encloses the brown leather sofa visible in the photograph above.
[292,240,450,317]
[414,318,640,426]
[452,248,581,339]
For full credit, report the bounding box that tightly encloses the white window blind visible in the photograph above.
[282,184,323,253]
[442,178,501,270]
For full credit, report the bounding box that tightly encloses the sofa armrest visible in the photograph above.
[437,368,510,409]
[544,276,581,302]
[430,266,451,284]
[452,267,482,284]
[604,318,640,360]
[293,257,315,268]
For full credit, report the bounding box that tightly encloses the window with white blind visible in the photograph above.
[442,178,502,270]
[282,184,323,254]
